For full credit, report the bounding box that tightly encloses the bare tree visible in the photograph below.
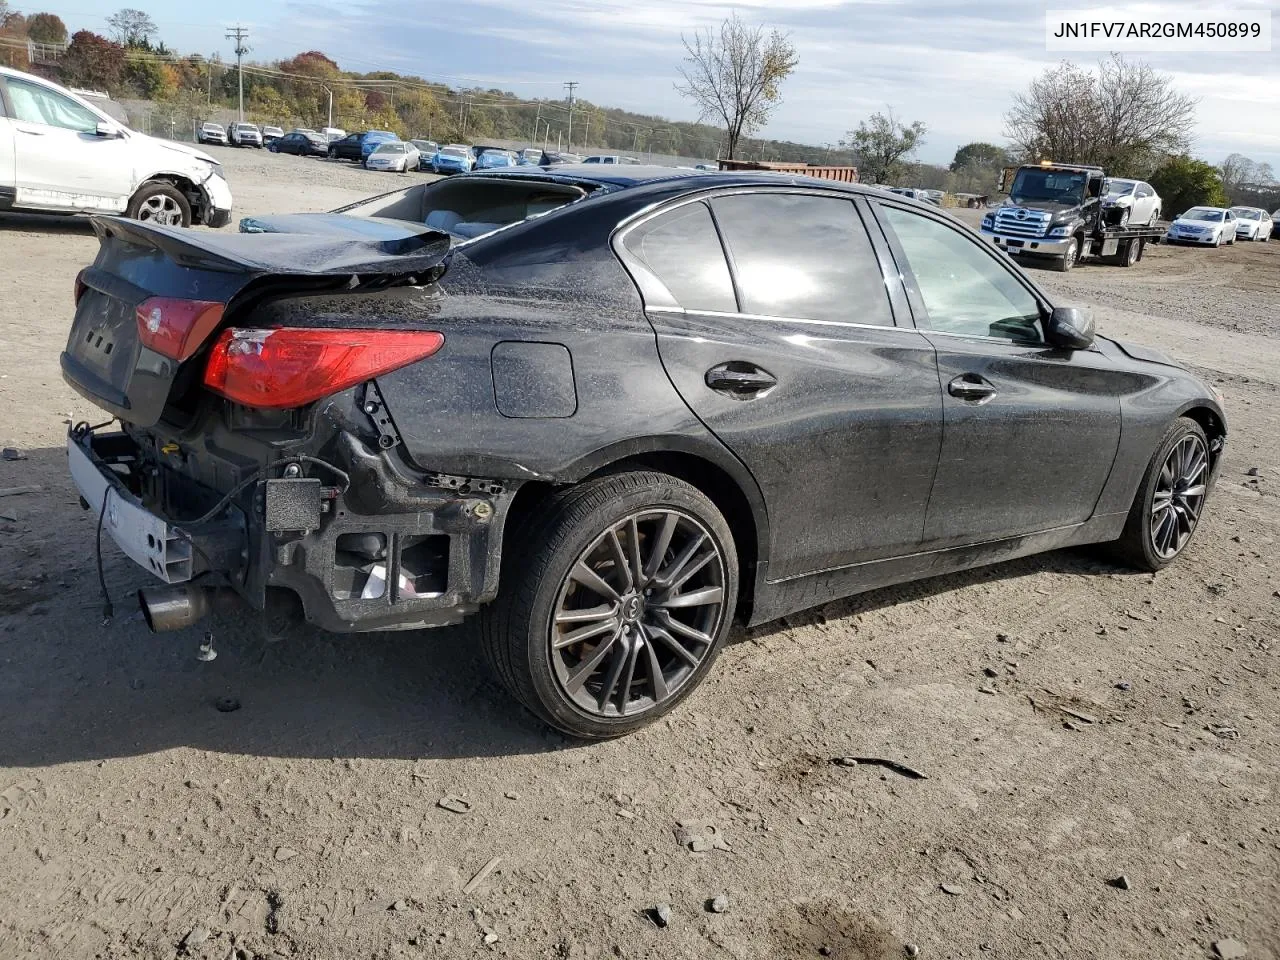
[106,7,156,47]
[842,110,927,184]
[1005,55,1196,175]
[675,13,797,161]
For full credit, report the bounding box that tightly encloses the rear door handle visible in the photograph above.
[16,128,45,136]
[706,363,777,397]
[947,374,996,401]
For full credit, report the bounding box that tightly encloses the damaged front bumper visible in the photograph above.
[68,422,515,633]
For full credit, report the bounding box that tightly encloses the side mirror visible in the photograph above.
[95,121,120,138]
[1047,306,1095,350]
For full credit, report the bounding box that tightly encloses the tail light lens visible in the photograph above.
[136,297,225,361]
[203,327,444,409]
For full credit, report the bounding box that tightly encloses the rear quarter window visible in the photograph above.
[621,201,737,313]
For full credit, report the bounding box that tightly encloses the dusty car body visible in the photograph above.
[61,167,1226,737]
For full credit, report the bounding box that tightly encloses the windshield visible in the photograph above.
[441,147,467,158]
[202,123,220,131]
[374,143,405,154]
[1230,208,1261,220]
[236,124,258,132]
[1183,208,1224,222]
[1010,168,1087,204]
[1105,180,1136,196]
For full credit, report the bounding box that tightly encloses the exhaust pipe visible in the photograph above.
[138,585,215,632]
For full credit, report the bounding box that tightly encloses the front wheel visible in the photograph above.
[126,181,191,228]
[1056,237,1079,272]
[1111,418,1211,571]
[480,471,739,738]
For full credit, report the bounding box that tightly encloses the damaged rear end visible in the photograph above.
[62,216,514,633]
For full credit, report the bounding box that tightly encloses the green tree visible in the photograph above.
[59,30,125,90]
[843,111,927,184]
[675,12,797,159]
[950,142,1008,172]
[1148,155,1228,216]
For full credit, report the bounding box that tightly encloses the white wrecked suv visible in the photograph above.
[0,66,233,228]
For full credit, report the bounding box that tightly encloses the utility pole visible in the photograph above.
[321,85,332,129]
[206,54,215,107]
[563,81,577,151]
[225,25,249,122]
[531,103,540,145]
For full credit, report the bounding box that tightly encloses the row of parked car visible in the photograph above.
[1165,205,1276,245]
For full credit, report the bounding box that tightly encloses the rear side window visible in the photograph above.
[709,193,893,326]
[622,201,736,313]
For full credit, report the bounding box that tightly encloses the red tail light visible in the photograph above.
[203,327,444,409]
[136,297,225,361]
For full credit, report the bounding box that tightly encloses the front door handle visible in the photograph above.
[706,362,777,397]
[16,128,45,136]
[948,374,996,401]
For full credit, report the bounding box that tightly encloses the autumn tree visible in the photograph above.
[59,30,125,90]
[106,7,155,46]
[1005,55,1196,174]
[24,11,65,42]
[675,13,797,160]
[950,142,1008,172]
[843,111,927,184]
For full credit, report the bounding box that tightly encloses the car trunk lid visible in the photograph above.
[61,216,450,426]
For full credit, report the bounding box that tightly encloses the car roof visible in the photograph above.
[468,165,875,196]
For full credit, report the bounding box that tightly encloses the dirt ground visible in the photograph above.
[1,149,1277,960]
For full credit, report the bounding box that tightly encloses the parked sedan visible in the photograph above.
[327,132,366,162]
[1102,178,1161,226]
[431,144,473,174]
[196,121,227,146]
[269,130,329,156]
[62,166,1226,738]
[365,140,420,172]
[1228,206,1274,241]
[1165,207,1238,245]
[410,140,439,169]
[261,125,284,145]
[360,130,400,165]
[474,149,517,170]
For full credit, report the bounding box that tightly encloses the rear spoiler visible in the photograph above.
[90,216,452,279]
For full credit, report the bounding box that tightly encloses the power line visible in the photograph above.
[224,24,249,122]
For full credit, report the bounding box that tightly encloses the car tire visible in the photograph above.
[1056,237,1078,272]
[1111,417,1211,572]
[479,471,739,739]
[1117,209,1130,228]
[126,181,192,228]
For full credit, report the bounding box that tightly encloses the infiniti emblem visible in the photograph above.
[623,596,643,621]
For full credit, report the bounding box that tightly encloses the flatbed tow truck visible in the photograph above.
[980,161,1165,271]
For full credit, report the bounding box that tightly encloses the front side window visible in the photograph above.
[6,77,99,132]
[709,193,893,326]
[622,201,736,313]
[880,205,1043,343]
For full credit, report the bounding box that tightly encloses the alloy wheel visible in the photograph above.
[1149,434,1208,560]
[138,194,183,226]
[550,509,727,718]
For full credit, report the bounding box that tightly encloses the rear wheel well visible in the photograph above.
[503,453,760,622]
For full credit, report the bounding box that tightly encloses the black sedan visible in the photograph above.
[327,131,367,162]
[60,167,1226,739]
[268,130,329,157]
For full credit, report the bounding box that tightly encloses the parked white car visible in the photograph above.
[0,66,232,227]
[1228,206,1273,241]
[1165,207,1238,246]
[365,141,420,173]
[227,122,262,148]
[1102,178,1162,226]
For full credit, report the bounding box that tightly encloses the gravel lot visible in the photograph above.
[1,148,1278,960]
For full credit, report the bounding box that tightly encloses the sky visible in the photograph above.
[44,0,1280,168]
